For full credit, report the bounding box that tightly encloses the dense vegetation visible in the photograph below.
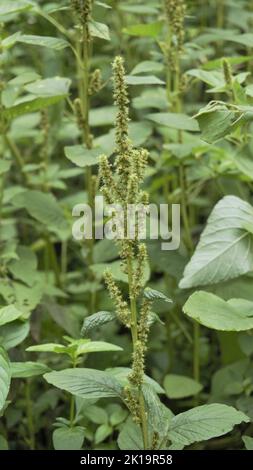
[1,0,253,451]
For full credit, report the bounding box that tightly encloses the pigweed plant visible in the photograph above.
[1,0,253,452]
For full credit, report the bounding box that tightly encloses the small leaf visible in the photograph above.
[53,427,85,450]
[89,20,110,41]
[81,311,116,337]
[11,362,51,378]
[131,61,164,75]
[123,22,163,38]
[144,287,172,303]
[0,1,32,16]
[94,423,112,444]
[0,321,30,350]
[148,112,199,131]
[64,145,102,167]
[125,75,165,86]
[164,374,203,399]
[0,305,23,327]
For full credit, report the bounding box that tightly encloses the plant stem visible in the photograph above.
[4,134,29,184]
[127,258,149,450]
[193,321,200,382]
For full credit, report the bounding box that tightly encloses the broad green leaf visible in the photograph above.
[168,404,249,447]
[243,436,253,450]
[194,102,253,143]
[123,22,163,38]
[89,20,110,41]
[144,287,172,303]
[4,95,67,119]
[17,35,69,50]
[147,112,199,132]
[24,77,71,97]
[53,427,85,450]
[0,321,29,350]
[125,75,165,86]
[0,305,23,327]
[164,374,203,399]
[131,61,164,75]
[11,190,69,240]
[183,291,253,332]
[0,1,32,16]
[44,368,123,399]
[81,311,116,337]
[0,347,11,412]
[179,196,253,288]
[11,362,51,378]
[64,145,102,167]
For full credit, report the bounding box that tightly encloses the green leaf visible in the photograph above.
[11,362,51,378]
[131,61,164,75]
[0,321,30,350]
[94,423,112,444]
[179,196,253,289]
[144,287,172,303]
[118,417,143,450]
[0,1,32,16]
[53,427,85,450]
[4,94,67,119]
[194,101,251,144]
[74,340,122,356]
[89,20,110,41]
[168,404,249,447]
[0,347,11,412]
[123,22,163,38]
[17,34,69,50]
[183,291,253,332]
[24,77,71,97]
[243,436,253,450]
[0,160,11,175]
[11,190,69,240]
[64,145,102,167]
[83,405,108,424]
[164,374,203,399]
[147,112,199,131]
[0,305,23,327]
[26,343,67,353]
[81,311,116,337]
[8,246,37,287]
[91,260,150,286]
[125,75,165,85]
[44,368,123,399]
